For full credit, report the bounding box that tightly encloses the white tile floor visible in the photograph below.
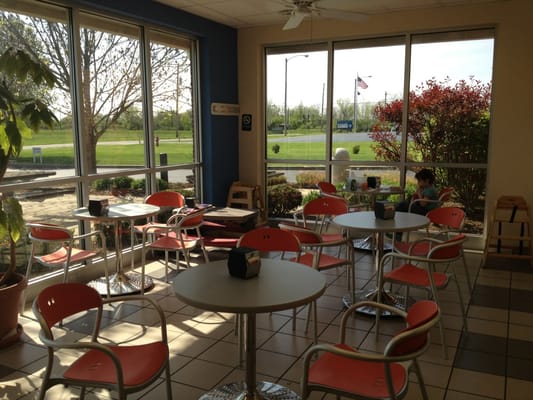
[2,246,533,399]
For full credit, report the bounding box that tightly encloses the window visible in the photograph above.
[265,29,494,234]
[0,1,201,279]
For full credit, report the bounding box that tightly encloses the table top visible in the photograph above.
[73,203,160,222]
[172,259,326,314]
[204,207,258,222]
[333,211,429,233]
[353,187,405,196]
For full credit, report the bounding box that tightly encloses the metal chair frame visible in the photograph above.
[301,300,441,400]
[32,282,171,400]
[25,222,110,300]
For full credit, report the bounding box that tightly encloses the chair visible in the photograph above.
[140,208,209,292]
[408,186,454,213]
[301,300,441,400]
[279,222,354,333]
[25,222,110,299]
[394,207,472,292]
[317,181,366,211]
[292,196,350,250]
[378,234,469,359]
[32,282,171,400]
[236,227,310,358]
[132,191,185,238]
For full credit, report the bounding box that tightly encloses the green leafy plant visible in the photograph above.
[352,145,360,154]
[0,47,57,286]
[267,184,302,218]
[271,143,280,154]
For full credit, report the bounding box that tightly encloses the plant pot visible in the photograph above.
[0,273,27,348]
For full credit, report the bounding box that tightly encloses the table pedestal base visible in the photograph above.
[199,381,299,400]
[352,237,393,252]
[87,271,154,296]
[343,290,407,316]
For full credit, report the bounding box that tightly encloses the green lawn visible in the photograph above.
[267,141,376,160]
[23,128,193,145]
[19,142,194,165]
[19,128,376,165]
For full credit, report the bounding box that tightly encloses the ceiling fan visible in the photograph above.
[280,0,368,31]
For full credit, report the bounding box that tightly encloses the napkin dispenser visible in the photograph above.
[367,176,381,189]
[88,199,109,216]
[374,200,395,220]
[228,247,261,279]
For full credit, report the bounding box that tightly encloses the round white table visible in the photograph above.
[73,203,160,295]
[172,259,326,400]
[333,211,429,315]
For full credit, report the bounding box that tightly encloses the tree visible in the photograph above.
[1,11,191,173]
[0,47,57,284]
[370,78,491,214]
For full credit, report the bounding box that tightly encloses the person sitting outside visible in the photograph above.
[397,168,439,215]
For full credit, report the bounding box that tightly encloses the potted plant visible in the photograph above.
[0,47,57,347]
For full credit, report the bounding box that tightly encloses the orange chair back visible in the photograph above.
[145,191,185,208]
[303,196,348,217]
[429,233,466,260]
[279,223,322,245]
[35,283,102,329]
[389,300,439,356]
[437,186,454,202]
[237,227,301,252]
[28,223,71,241]
[426,207,465,230]
[317,181,337,194]
[178,209,205,228]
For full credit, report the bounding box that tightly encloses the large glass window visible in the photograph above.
[0,2,201,280]
[265,29,494,234]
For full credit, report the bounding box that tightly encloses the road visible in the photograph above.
[268,132,374,142]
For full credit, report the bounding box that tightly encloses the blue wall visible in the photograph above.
[79,0,239,205]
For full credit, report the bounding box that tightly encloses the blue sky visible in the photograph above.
[267,38,494,109]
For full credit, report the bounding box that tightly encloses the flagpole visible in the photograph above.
[354,73,371,133]
[353,74,358,133]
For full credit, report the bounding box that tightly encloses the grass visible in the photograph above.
[23,128,193,145]
[267,141,375,160]
[18,142,194,165]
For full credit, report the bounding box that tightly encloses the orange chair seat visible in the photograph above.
[385,264,448,288]
[308,343,407,398]
[64,342,168,387]
[37,247,98,266]
[394,241,431,257]
[148,235,198,251]
[320,232,344,243]
[293,253,350,271]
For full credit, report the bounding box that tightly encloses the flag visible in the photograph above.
[357,76,368,89]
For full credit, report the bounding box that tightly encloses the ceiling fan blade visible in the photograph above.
[317,8,368,23]
[282,12,306,30]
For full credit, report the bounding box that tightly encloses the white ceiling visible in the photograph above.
[154,0,504,29]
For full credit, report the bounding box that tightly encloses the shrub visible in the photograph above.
[352,145,360,154]
[267,184,302,218]
[295,171,325,188]
[272,143,280,154]
[267,174,287,186]
[93,178,113,191]
[112,176,134,189]
[131,178,169,191]
[302,190,320,205]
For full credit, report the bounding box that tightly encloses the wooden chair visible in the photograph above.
[32,283,171,400]
[301,300,440,400]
